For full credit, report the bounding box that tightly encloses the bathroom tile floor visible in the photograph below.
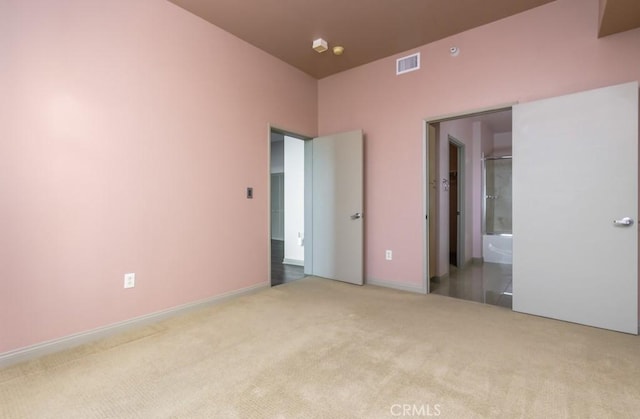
[430,262,513,309]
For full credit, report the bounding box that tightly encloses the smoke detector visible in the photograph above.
[313,38,328,53]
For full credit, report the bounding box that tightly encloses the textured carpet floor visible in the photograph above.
[1,277,639,418]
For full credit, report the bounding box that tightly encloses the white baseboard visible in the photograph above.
[282,258,304,266]
[0,281,269,368]
[432,273,449,282]
[366,277,427,294]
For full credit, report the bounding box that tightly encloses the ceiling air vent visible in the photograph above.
[396,52,420,75]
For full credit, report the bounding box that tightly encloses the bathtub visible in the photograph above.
[483,234,512,264]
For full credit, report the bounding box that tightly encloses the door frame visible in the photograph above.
[423,103,515,294]
[268,125,313,285]
[448,135,465,268]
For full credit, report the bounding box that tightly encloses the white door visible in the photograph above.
[309,130,364,285]
[513,81,638,334]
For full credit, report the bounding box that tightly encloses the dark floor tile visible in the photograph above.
[430,262,512,309]
[271,239,305,286]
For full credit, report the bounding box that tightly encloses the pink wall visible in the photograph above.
[436,119,474,276]
[435,118,497,275]
[2,0,639,356]
[318,0,640,288]
[493,132,513,154]
[0,0,317,353]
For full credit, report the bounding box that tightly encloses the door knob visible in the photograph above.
[613,217,634,226]
[351,212,362,220]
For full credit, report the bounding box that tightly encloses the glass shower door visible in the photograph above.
[484,157,512,235]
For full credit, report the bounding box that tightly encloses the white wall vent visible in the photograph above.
[396,53,420,75]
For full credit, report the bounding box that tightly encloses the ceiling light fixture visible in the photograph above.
[332,46,344,56]
[312,38,328,53]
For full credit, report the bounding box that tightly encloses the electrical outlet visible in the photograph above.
[124,273,135,289]
[385,250,393,261]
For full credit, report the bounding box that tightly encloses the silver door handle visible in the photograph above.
[351,212,362,220]
[613,217,634,226]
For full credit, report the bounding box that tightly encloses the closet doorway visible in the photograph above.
[270,130,306,286]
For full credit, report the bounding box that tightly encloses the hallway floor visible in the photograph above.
[430,262,513,309]
[271,239,305,286]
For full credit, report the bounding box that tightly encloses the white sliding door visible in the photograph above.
[513,82,638,334]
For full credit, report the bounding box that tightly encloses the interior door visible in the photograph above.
[513,81,638,334]
[310,130,364,285]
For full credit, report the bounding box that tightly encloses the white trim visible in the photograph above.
[366,277,427,294]
[304,139,314,276]
[424,102,517,124]
[432,273,450,282]
[282,258,304,266]
[448,135,466,267]
[422,120,429,294]
[0,282,269,368]
[268,124,274,285]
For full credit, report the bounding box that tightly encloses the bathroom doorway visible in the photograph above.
[425,108,513,308]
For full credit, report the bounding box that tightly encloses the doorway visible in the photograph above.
[268,128,365,287]
[424,108,513,308]
[448,137,464,268]
[270,130,307,286]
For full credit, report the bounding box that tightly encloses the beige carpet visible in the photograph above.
[1,277,639,418]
